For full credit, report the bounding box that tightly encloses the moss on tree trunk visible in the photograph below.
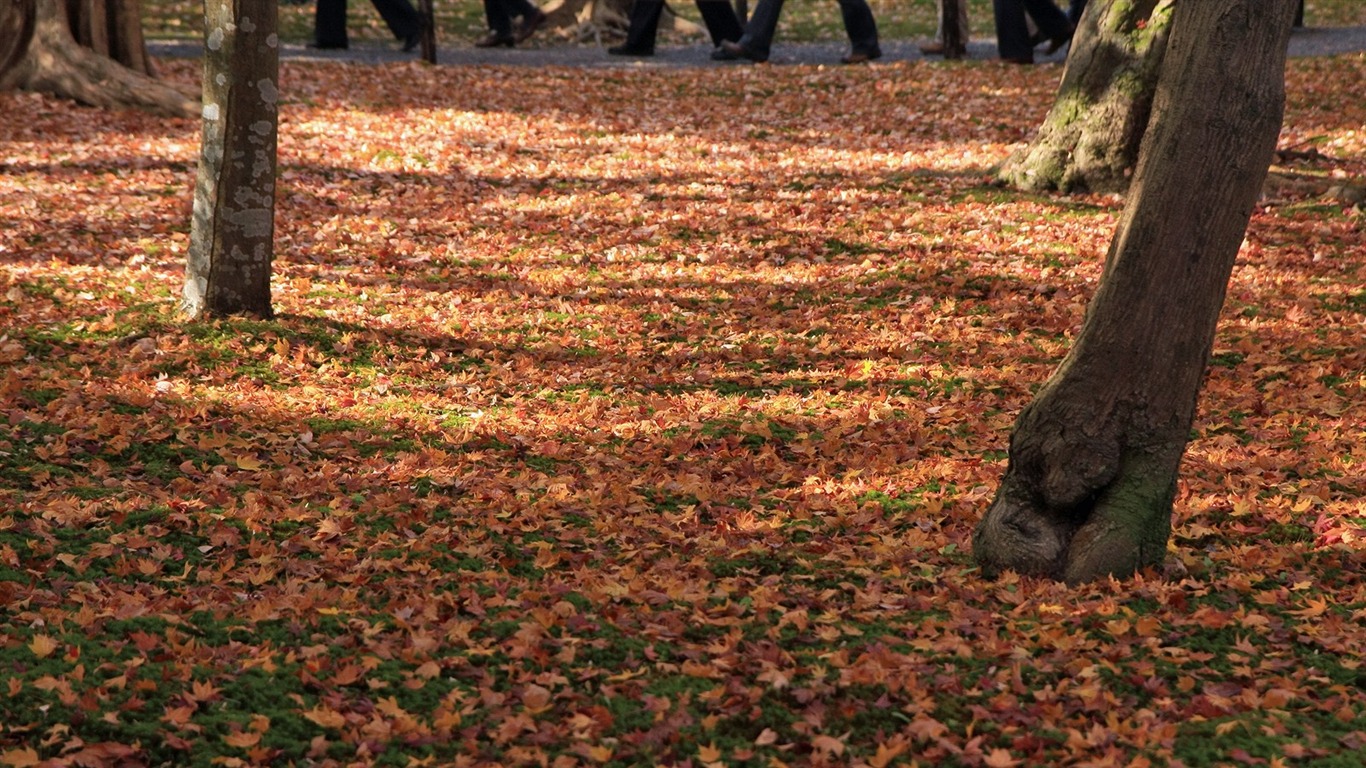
[995,0,1173,194]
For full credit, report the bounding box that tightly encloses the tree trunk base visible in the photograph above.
[3,0,198,117]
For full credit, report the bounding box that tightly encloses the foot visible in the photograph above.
[712,40,765,62]
[308,41,348,50]
[515,9,547,43]
[1001,55,1034,65]
[918,40,945,55]
[840,48,881,64]
[607,43,653,56]
[402,32,420,52]
[1033,24,1075,55]
[475,32,516,47]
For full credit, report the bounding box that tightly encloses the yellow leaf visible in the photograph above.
[28,635,58,659]
[698,743,722,762]
[867,740,906,768]
[235,454,264,471]
[586,744,613,762]
[0,747,41,768]
[224,731,261,748]
[754,728,779,746]
[303,707,347,729]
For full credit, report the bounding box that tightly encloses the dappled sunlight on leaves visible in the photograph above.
[1,53,1364,765]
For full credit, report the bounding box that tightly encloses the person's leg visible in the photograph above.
[1022,0,1071,43]
[992,0,1033,62]
[370,0,420,42]
[735,0,784,58]
[837,0,880,60]
[506,0,546,40]
[313,0,349,48]
[610,0,664,54]
[696,0,743,46]
[1067,0,1085,26]
[478,0,516,44]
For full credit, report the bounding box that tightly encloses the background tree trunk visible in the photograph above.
[65,0,156,75]
[184,0,279,320]
[1,0,38,78]
[972,0,1298,584]
[0,0,196,116]
[995,0,1174,194]
[940,0,966,59]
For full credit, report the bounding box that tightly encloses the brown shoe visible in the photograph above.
[475,31,515,47]
[918,40,945,55]
[515,9,547,43]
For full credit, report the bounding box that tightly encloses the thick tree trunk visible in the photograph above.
[972,0,1298,584]
[995,0,1174,194]
[0,0,196,116]
[1,0,38,77]
[183,0,278,320]
[65,0,156,75]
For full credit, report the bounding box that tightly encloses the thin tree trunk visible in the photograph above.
[0,0,196,116]
[940,0,965,59]
[996,0,1173,194]
[972,0,1299,583]
[184,0,278,319]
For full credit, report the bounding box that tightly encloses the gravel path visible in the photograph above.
[149,23,1366,68]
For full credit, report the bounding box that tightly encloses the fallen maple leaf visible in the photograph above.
[0,748,41,768]
[223,731,260,748]
[27,635,58,659]
[983,748,1019,768]
[302,707,347,729]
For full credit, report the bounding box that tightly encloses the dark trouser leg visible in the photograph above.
[1022,0,1070,39]
[484,0,514,35]
[621,0,665,51]
[992,0,1032,60]
[508,0,541,21]
[314,0,349,46]
[696,0,742,45]
[837,0,878,54]
[371,0,420,39]
[1067,0,1085,25]
[736,0,783,58]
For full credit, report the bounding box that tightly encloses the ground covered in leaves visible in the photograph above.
[2,52,1365,767]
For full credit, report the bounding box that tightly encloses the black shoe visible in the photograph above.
[308,41,349,50]
[1032,24,1074,54]
[475,32,516,47]
[712,40,765,62]
[515,9,547,43]
[608,43,653,56]
[840,48,881,64]
[402,32,420,52]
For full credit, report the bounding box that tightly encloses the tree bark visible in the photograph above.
[995,0,1174,194]
[66,0,156,75]
[183,0,278,320]
[940,0,966,59]
[0,0,196,116]
[972,0,1298,584]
